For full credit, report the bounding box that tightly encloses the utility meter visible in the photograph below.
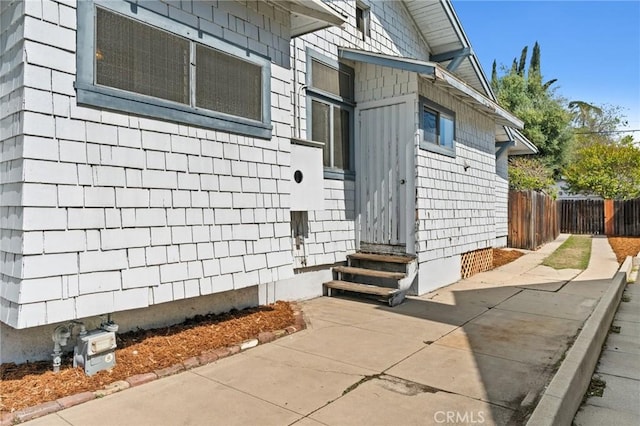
[73,329,117,375]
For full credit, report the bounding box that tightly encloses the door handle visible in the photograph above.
[400,179,406,184]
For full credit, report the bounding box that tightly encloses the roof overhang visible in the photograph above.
[338,47,524,129]
[508,128,539,155]
[282,0,346,37]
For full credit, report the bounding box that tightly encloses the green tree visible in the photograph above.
[508,157,557,196]
[493,43,573,176]
[563,138,640,200]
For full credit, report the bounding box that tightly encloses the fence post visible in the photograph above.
[604,199,614,235]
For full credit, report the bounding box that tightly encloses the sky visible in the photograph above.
[452,0,640,135]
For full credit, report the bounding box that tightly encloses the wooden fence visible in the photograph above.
[613,199,640,236]
[559,198,640,236]
[508,190,559,250]
[559,199,604,235]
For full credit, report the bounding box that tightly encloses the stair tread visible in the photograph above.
[324,280,400,297]
[348,252,415,264]
[333,266,405,279]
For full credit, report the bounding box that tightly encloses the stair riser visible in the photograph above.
[338,274,399,289]
[349,259,407,273]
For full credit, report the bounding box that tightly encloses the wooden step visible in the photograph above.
[324,280,400,297]
[348,252,415,264]
[333,266,405,280]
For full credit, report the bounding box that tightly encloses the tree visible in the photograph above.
[492,43,574,176]
[563,138,640,200]
[508,157,556,196]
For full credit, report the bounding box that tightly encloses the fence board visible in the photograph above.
[559,198,640,236]
[613,198,640,236]
[508,190,559,250]
[559,200,604,234]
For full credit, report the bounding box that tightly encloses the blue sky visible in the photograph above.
[453,0,640,134]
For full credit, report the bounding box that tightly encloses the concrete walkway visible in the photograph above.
[573,264,640,425]
[26,235,622,426]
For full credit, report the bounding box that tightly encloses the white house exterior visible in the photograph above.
[0,0,535,363]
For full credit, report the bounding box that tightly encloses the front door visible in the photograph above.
[356,96,414,253]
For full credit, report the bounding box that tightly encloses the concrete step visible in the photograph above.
[333,266,405,280]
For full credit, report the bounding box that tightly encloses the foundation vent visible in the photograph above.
[460,248,493,279]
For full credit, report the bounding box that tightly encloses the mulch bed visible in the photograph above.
[0,301,299,419]
[493,248,525,268]
[607,236,640,264]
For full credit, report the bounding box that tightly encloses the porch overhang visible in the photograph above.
[283,0,346,37]
[508,128,539,155]
[338,48,524,129]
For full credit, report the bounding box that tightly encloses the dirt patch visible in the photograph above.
[607,236,640,264]
[493,248,525,268]
[0,301,295,414]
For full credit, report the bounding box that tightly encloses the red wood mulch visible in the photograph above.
[0,301,295,414]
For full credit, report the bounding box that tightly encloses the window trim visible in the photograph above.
[76,0,272,139]
[305,50,355,180]
[419,97,456,158]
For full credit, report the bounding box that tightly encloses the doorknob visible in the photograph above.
[400,179,406,184]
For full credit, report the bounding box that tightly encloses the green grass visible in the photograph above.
[542,235,592,270]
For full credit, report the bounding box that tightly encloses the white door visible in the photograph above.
[356,97,414,252]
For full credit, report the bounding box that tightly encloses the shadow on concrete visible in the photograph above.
[325,275,611,424]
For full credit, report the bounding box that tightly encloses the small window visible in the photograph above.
[76,2,271,138]
[307,51,355,179]
[420,97,456,157]
[355,2,370,40]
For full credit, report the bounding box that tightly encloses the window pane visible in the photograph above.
[356,7,364,32]
[96,8,189,104]
[440,115,454,148]
[311,59,353,101]
[196,44,262,121]
[423,108,437,144]
[311,100,331,167]
[333,106,350,170]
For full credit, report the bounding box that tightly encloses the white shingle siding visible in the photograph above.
[416,79,497,262]
[1,0,513,345]
[0,0,296,329]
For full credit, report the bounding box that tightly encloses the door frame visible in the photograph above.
[354,94,417,254]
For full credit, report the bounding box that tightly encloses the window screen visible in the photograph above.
[311,59,354,101]
[196,44,262,121]
[96,8,190,105]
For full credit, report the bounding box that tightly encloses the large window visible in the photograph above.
[77,1,271,138]
[419,97,456,157]
[306,51,355,179]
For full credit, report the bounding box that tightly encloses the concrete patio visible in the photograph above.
[25,235,626,426]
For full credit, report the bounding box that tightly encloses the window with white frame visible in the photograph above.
[76,1,271,138]
[306,51,355,179]
[420,97,456,157]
